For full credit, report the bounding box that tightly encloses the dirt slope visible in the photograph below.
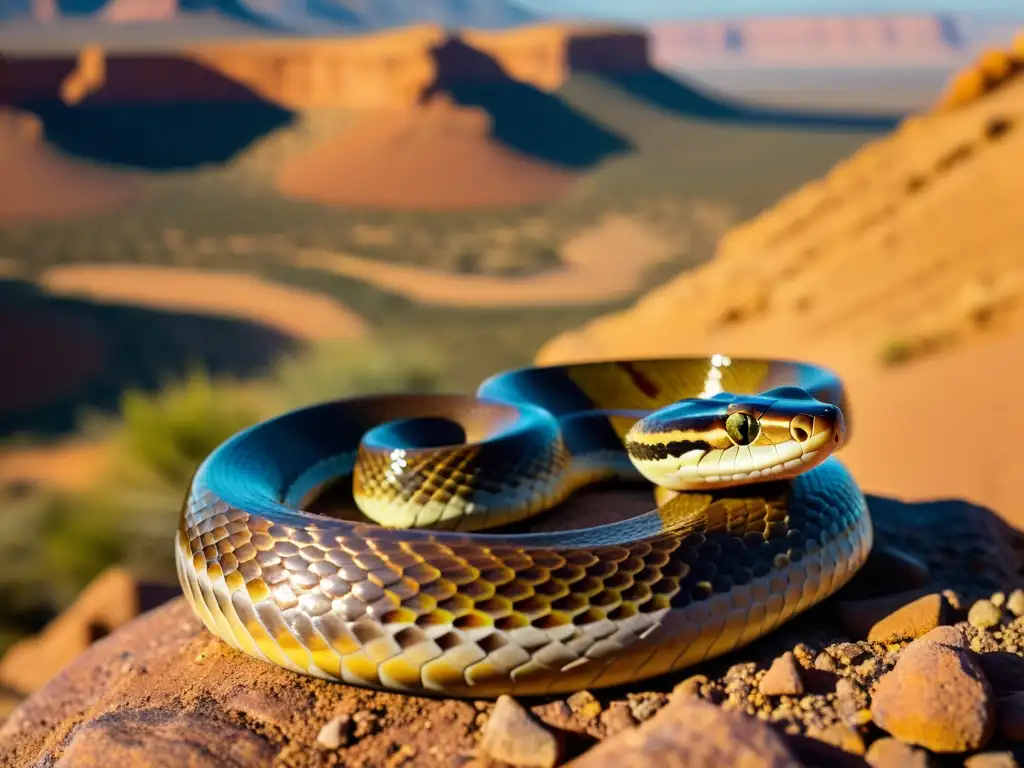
[0,108,137,223]
[537,60,1024,520]
[275,94,581,210]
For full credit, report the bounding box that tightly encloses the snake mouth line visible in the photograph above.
[665,448,821,484]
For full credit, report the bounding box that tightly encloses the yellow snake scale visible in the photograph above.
[177,357,872,697]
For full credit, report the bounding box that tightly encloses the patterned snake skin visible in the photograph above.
[177,358,872,697]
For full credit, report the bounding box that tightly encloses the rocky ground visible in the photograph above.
[3,489,1024,768]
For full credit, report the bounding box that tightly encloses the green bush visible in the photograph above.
[0,338,449,652]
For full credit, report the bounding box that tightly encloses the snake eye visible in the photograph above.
[725,412,759,446]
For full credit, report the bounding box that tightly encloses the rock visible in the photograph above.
[626,692,668,722]
[837,590,941,641]
[917,625,967,648]
[992,593,1008,608]
[480,695,561,768]
[0,600,483,768]
[0,568,179,695]
[970,599,1005,630]
[760,652,805,697]
[567,690,602,722]
[316,714,352,750]
[866,594,950,643]
[804,721,865,755]
[672,674,709,701]
[870,632,995,753]
[1007,590,1024,618]
[599,702,636,736]
[997,691,1024,740]
[566,697,803,768]
[864,737,932,768]
[965,753,1021,768]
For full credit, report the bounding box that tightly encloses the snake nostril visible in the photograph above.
[790,414,813,443]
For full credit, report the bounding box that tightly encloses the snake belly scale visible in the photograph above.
[177,357,872,697]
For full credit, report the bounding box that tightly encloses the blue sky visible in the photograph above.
[512,0,1024,20]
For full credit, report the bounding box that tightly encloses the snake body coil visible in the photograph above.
[177,357,871,697]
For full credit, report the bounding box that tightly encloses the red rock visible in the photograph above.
[566,697,803,768]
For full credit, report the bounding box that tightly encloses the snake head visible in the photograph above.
[624,386,845,491]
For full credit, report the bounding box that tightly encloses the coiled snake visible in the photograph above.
[177,357,872,697]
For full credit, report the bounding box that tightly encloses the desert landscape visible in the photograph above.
[2,9,1024,768]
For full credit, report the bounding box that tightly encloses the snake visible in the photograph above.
[176,356,872,698]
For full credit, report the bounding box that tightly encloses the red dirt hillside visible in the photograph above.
[538,44,1024,520]
[275,93,581,210]
[0,108,137,223]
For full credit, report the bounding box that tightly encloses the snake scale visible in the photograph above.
[177,357,872,697]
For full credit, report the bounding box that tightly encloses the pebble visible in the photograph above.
[965,753,1021,768]
[316,714,352,750]
[970,599,1004,630]
[804,721,865,755]
[870,632,995,752]
[567,697,803,768]
[1008,590,1024,617]
[599,701,636,736]
[868,594,949,643]
[759,652,805,697]
[837,591,941,641]
[567,691,602,722]
[672,674,709,701]
[864,737,932,768]
[917,624,967,648]
[627,692,668,722]
[993,593,1008,608]
[479,695,561,768]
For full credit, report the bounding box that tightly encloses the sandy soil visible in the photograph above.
[0,108,138,224]
[538,75,1024,524]
[275,96,581,211]
[293,214,676,307]
[37,264,367,342]
[0,441,107,492]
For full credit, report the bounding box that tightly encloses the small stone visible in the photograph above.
[316,714,352,750]
[970,599,1004,630]
[672,674,709,701]
[567,696,803,768]
[567,691,602,722]
[479,695,561,768]
[352,710,377,738]
[966,753,1020,768]
[599,702,636,736]
[870,632,995,752]
[830,643,868,666]
[813,653,837,672]
[760,652,805,697]
[864,737,932,768]
[838,591,941,641]
[805,721,865,755]
[866,594,949,644]
[992,593,1008,608]
[627,692,668,722]
[1008,590,1024,617]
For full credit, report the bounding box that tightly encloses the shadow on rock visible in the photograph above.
[422,33,633,169]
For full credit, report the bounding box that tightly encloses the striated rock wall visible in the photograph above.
[2,22,651,109]
[651,14,971,68]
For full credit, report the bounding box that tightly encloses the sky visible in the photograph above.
[512,0,1024,21]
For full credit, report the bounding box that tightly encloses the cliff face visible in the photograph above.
[651,14,972,68]
[2,23,651,108]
